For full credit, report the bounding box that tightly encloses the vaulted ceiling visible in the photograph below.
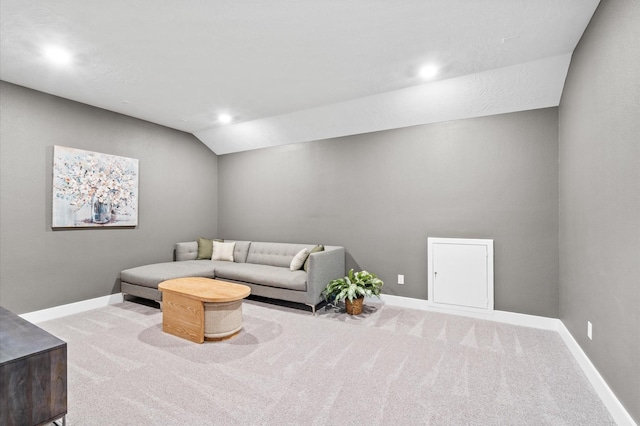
[0,0,600,154]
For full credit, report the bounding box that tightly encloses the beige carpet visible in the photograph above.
[38,299,615,425]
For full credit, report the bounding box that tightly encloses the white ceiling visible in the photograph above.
[0,0,600,154]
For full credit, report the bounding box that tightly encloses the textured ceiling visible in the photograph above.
[0,0,600,154]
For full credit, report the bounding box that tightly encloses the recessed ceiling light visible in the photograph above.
[218,114,232,124]
[43,45,73,66]
[501,34,520,44]
[419,64,439,80]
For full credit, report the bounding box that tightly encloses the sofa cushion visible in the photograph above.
[176,241,198,261]
[290,248,309,271]
[120,260,216,288]
[246,242,315,268]
[212,241,235,261]
[197,237,224,260]
[225,240,251,263]
[304,245,325,272]
[214,262,307,291]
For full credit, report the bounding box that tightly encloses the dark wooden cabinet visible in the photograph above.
[0,306,67,426]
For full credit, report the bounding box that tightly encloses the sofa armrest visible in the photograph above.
[306,246,345,306]
[175,241,198,261]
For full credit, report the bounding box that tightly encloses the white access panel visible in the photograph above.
[428,238,494,312]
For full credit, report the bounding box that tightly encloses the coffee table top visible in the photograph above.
[159,277,251,303]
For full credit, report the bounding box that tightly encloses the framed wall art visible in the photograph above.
[52,146,139,228]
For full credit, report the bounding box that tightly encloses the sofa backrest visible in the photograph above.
[176,241,198,261]
[177,240,321,267]
[225,240,252,263]
[246,242,315,268]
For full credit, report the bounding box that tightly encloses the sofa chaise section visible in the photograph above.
[120,260,216,301]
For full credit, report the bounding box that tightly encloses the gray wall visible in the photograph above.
[218,108,559,317]
[558,0,640,422]
[0,82,219,314]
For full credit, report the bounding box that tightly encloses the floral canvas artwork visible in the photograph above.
[53,146,139,227]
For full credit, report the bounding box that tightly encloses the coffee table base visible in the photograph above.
[162,292,205,343]
[203,300,244,340]
[161,295,245,343]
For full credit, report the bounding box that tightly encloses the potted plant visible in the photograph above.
[322,269,384,315]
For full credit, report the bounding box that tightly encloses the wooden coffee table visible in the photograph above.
[158,277,251,343]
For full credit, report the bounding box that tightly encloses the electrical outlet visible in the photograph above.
[587,321,593,340]
[398,274,404,285]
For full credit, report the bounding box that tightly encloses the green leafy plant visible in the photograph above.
[322,269,384,304]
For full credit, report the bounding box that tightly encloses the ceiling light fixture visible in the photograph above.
[419,64,439,80]
[218,114,232,124]
[43,45,73,66]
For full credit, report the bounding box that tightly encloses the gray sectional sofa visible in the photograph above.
[120,240,345,313]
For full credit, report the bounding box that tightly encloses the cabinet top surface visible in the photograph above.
[0,306,66,364]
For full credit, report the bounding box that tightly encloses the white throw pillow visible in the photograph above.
[290,248,310,271]
[212,241,235,262]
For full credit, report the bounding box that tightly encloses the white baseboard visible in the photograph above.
[378,293,636,426]
[378,294,560,330]
[19,293,124,324]
[557,323,637,426]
